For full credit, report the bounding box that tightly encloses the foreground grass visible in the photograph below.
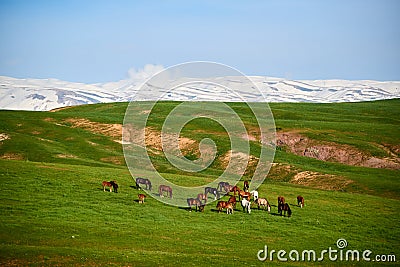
[1,159,399,266]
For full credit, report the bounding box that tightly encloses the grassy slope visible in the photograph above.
[1,160,399,266]
[0,99,399,266]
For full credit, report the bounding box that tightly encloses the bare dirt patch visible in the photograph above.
[0,153,24,160]
[64,118,122,140]
[291,170,353,191]
[268,163,353,191]
[123,125,200,155]
[100,156,125,165]
[276,131,400,170]
[219,150,259,175]
[55,154,77,159]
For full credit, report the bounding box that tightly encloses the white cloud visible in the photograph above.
[127,64,165,81]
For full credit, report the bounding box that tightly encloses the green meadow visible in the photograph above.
[0,99,399,266]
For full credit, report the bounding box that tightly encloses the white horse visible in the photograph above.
[250,190,258,201]
[241,198,251,214]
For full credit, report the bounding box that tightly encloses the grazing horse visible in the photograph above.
[197,193,207,204]
[159,185,173,198]
[224,184,233,194]
[297,195,305,208]
[217,181,230,192]
[216,201,229,213]
[255,198,271,212]
[187,198,202,212]
[102,181,113,192]
[278,196,285,205]
[226,203,233,214]
[230,186,241,196]
[241,198,251,214]
[250,190,259,201]
[227,196,237,209]
[243,180,249,192]
[205,187,220,200]
[238,190,251,201]
[110,181,118,193]
[136,177,152,190]
[279,203,292,217]
[138,194,146,204]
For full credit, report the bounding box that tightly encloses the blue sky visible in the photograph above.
[0,0,399,83]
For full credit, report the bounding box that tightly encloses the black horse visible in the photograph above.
[110,181,118,193]
[136,177,152,190]
[205,187,220,200]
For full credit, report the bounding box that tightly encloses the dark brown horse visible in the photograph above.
[136,177,152,190]
[110,181,118,193]
[278,203,292,217]
[297,195,304,208]
[187,198,202,212]
[243,180,249,192]
[159,185,172,198]
[278,196,285,205]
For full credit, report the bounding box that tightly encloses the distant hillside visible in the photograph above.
[0,99,399,199]
[1,75,399,111]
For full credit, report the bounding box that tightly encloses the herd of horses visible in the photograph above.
[102,178,305,216]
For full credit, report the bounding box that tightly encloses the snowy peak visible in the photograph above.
[0,75,399,111]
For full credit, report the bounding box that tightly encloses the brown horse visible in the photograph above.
[225,203,233,214]
[227,196,237,209]
[102,181,118,192]
[159,185,173,198]
[230,185,241,196]
[238,190,251,201]
[278,203,292,217]
[102,181,113,192]
[297,195,304,208]
[187,198,202,212]
[243,180,249,192]
[216,201,229,213]
[138,194,146,204]
[197,193,207,204]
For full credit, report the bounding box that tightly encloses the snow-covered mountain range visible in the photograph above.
[0,75,399,111]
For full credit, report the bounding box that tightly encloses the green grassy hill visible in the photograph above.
[0,99,399,266]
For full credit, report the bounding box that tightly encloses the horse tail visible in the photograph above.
[169,188,173,198]
[148,181,152,191]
